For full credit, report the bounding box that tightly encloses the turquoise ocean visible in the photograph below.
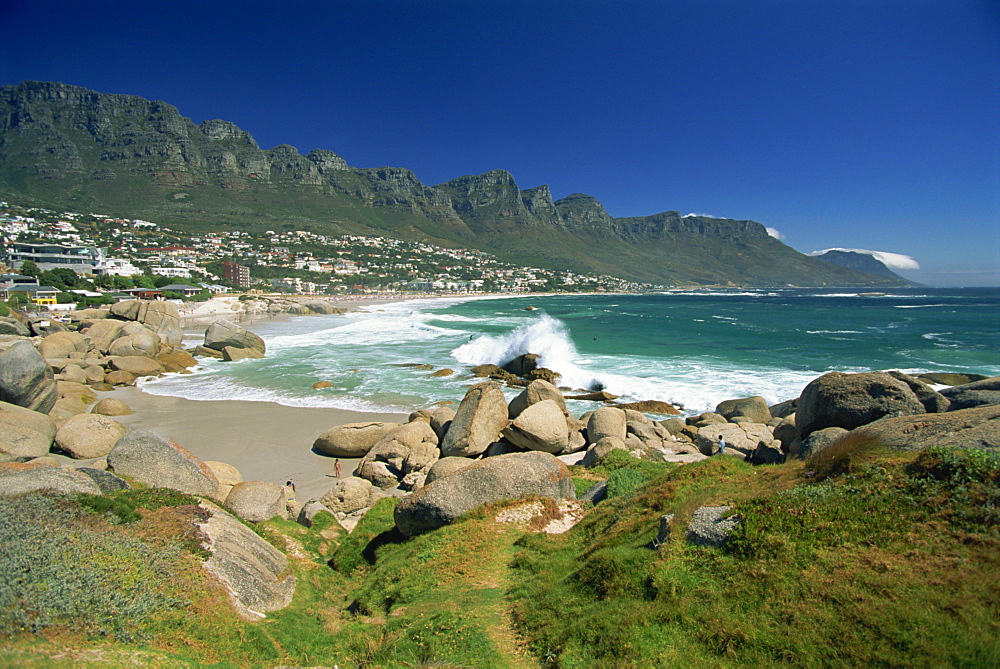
[140,288,1000,418]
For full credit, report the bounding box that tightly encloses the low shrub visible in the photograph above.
[0,493,185,641]
[571,545,656,600]
[908,446,1000,485]
[76,488,202,525]
[604,467,648,499]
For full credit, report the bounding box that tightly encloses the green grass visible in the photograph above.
[3,445,998,666]
[509,449,1000,666]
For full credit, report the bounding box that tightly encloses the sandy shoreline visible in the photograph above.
[74,292,530,501]
[101,386,408,503]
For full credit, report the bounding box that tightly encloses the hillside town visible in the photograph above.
[0,201,654,309]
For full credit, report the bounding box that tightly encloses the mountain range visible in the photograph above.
[0,81,905,287]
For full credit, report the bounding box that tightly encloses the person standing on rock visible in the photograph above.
[718,438,726,455]
[335,459,342,478]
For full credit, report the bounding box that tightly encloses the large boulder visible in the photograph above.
[48,395,93,420]
[424,456,477,485]
[587,407,627,443]
[225,481,288,522]
[108,328,161,358]
[204,320,266,356]
[439,382,509,457]
[204,460,243,487]
[59,364,87,384]
[430,406,456,441]
[109,300,183,347]
[81,319,127,354]
[90,398,133,416]
[402,441,440,476]
[156,349,199,373]
[83,365,106,385]
[580,436,628,467]
[0,400,57,443]
[303,301,346,315]
[940,376,1000,411]
[77,467,132,494]
[797,427,849,458]
[0,401,56,458]
[107,430,219,496]
[205,460,243,500]
[0,316,30,337]
[796,371,926,439]
[54,413,129,459]
[319,476,377,515]
[502,353,540,377]
[0,464,103,496]
[715,396,772,424]
[109,356,164,377]
[507,379,566,419]
[313,421,400,458]
[697,422,775,457]
[70,308,110,322]
[354,421,440,489]
[502,399,569,454]
[0,424,52,459]
[853,404,1000,452]
[615,400,681,415]
[0,341,57,413]
[221,346,264,362]
[195,502,295,617]
[38,331,89,359]
[104,370,137,386]
[886,371,951,413]
[393,451,576,536]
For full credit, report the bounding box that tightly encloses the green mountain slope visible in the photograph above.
[0,81,904,287]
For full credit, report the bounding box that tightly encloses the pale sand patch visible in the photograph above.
[494,499,586,534]
[94,386,407,504]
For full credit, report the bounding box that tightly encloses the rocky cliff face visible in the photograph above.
[0,81,904,287]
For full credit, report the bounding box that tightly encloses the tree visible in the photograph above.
[38,268,81,290]
[19,260,39,277]
[92,274,115,290]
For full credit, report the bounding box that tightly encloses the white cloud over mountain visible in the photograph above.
[766,227,785,239]
[809,248,921,270]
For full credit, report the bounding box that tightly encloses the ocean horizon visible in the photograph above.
[140,287,1000,418]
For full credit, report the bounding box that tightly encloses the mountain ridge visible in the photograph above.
[813,249,920,286]
[0,80,904,287]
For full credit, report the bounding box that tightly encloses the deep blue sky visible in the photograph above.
[2,0,998,285]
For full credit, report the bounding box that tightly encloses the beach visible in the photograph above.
[95,294,416,501]
[102,386,407,502]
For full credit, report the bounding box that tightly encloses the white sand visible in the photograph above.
[101,386,407,502]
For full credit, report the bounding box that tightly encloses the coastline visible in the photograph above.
[100,292,485,501]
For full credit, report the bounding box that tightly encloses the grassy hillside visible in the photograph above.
[3,442,997,666]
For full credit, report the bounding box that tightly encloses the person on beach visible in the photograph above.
[286,480,296,494]
[335,459,342,478]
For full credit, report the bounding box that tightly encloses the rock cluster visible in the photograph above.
[303,378,702,536]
